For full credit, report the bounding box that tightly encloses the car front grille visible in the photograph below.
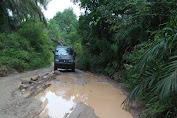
[59,60,69,62]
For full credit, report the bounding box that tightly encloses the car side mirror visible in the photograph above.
[53,51,55,54]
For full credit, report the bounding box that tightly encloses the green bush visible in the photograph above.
[0,21,52,72]
[76,47,91,70]
[125,20,177,118]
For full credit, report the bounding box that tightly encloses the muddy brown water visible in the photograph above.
[58,76,77,82]
[35,74,133,118]
[82,74,98,80]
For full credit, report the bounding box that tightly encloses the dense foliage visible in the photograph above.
[47,8,82,58]
[125,20,177,117]
[1,0,177,117]
[0,21,52,74]
[73,0,177,117]
[0,0,50,32]
[0,0,52,75]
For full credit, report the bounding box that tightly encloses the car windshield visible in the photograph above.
[56,47,73,55]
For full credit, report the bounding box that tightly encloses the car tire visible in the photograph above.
[72,68,75,72]
[72,65,75,72]
[54,64,57,71]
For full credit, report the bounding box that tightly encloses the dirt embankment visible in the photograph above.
[0,65,53,118]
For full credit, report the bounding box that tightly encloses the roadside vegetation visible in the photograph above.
[1,0,177,117]
[47,8,82,55]
[0,1,80,74]
[46,7,83,66]
[0,0,52,75]
[73,0,177,117]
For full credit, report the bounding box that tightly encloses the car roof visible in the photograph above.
[56,46,73,49]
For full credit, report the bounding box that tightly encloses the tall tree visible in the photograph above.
[73,0,177,117]
[48,8,79,46]
[74,0,176,72]
[53,8,77,35]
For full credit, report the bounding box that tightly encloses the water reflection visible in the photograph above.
[36,82,133,118]
[37,90,75,118]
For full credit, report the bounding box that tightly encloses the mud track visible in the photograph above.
[0,64,143,118]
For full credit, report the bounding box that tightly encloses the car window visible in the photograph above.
[56,48,73,55]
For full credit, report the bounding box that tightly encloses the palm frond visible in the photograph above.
[125,23,177,104]
[136,25,177,73]
[125,69,156,102]
[155,57,177,99]
[6,0,50,24]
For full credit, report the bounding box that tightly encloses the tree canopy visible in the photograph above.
[0,0,50,32]
[47,8,79,46]
[74,0,177,117]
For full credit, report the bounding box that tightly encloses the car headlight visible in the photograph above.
[69,60,74,62]
[55,59,59,61]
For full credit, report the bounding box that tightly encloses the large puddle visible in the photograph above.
[82,74,98,80]
[58,76,76,82]
[36,80,133,118]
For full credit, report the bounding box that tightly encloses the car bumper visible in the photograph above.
[54,62,75,69]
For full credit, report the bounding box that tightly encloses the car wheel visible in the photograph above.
[72,65,75,72]
[54,64,57,71]
[72,67,75,72]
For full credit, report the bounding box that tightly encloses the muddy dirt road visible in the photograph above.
[0,64,142,118]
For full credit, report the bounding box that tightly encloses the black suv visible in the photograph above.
[54,46,76,72]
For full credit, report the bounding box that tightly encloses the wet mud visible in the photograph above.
[1,67,142,118]
[58,76,77,82]
[36,73,133,118]
[82,74,98,80]
[17,71,55,98]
